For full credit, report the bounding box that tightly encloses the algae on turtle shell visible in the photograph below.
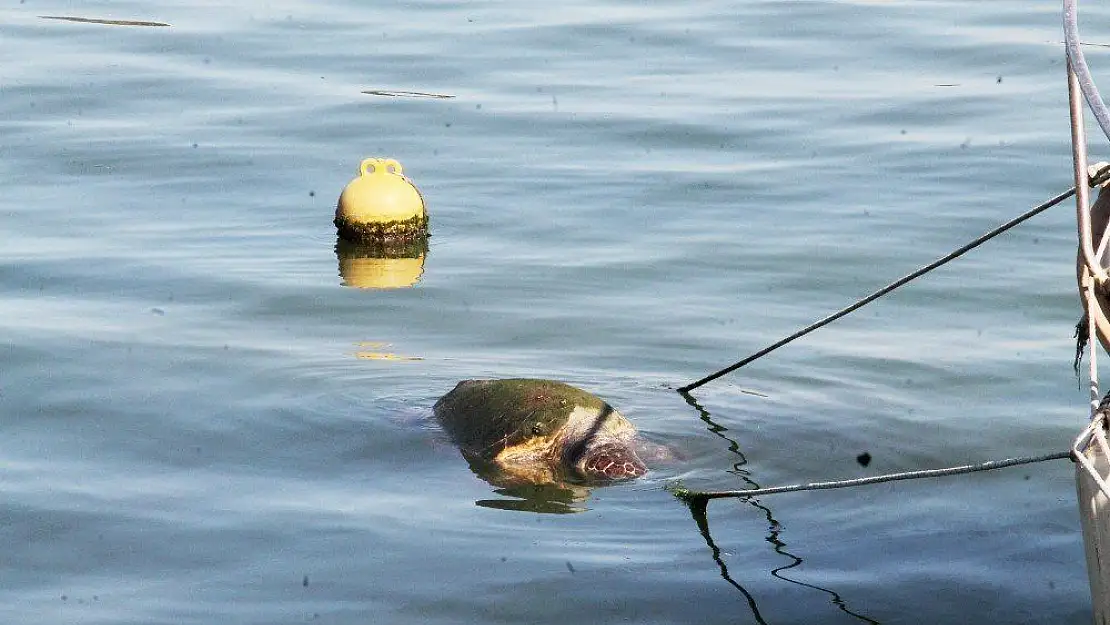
[434,378,647,486]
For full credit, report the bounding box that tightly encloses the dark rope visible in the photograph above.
[668,450,1074,502]
[678,171,1110,394]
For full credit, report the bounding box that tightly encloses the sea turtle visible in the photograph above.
[433,378,648,486]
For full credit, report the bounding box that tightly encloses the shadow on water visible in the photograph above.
[679,393,881,625]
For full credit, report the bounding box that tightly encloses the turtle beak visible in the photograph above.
[578,443,647,481]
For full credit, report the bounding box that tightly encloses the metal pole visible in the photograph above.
[1070,59,1106,285]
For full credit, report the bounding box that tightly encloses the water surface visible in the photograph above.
[0,1,1100,623]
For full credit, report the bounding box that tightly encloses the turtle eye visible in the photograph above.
[531,423,545,435]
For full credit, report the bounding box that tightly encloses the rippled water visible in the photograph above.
[0,1,1102,623]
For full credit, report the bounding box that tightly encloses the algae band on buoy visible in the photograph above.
[334,158,428,245]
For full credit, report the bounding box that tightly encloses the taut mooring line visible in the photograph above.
[678,172,1110,394]
[668,450,1074,501]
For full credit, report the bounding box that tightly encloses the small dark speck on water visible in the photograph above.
[150,308,165,316]
[857,452,872,467]
[997,76,1003,83]
[309,190,315,197]
[565,561,576,574]
[499,556,507,562]
[302,575,309,587]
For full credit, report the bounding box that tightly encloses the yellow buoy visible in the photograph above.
[334,158,428,245]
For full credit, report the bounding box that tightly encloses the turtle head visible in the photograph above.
[576,441,647,481]
[556,402,648,482]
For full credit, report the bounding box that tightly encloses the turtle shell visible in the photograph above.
[433,378,644,482]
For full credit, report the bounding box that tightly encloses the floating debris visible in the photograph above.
[39,15,171,27]
[361,90,455,99]
[738,388,770,398]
